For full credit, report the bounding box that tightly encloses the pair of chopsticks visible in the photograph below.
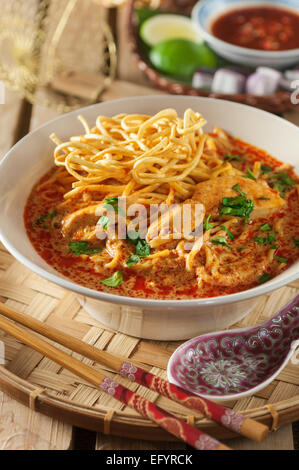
[0,303,269,449]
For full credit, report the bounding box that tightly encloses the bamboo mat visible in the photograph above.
[0,239,298,441]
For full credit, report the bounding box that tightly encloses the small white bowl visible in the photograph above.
[0,95,298,340]
[192,0,299,68]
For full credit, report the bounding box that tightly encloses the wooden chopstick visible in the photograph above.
[0,302,268,442]
[0,309,230,450]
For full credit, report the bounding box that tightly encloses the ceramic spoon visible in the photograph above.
[167,294,299,401]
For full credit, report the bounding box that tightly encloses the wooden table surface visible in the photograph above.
[0,4,299,451]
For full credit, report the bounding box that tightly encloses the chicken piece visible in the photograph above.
[198,245,271,287]
[192,175,285,220]
[62,204,99,241]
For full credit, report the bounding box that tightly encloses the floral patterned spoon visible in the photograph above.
[167,294,299,401]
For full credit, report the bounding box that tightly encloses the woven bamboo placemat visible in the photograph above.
[0,240,298,441]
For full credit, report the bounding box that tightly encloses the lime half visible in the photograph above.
[140,14,203,47]
[149,39,217,80]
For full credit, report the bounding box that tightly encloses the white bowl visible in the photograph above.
[192,0,299,68]
[0,95,298,340]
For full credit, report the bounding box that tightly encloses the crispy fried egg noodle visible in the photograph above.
[50,109,209,200]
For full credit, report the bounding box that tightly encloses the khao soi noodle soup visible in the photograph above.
[24,109,299,299]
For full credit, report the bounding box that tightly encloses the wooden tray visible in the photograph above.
[126,0,297,115]
[0,241,298,441]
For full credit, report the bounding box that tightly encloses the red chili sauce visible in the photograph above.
[211,6,299,51]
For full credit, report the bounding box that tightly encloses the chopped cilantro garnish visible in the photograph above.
[293,238,299,247]
[245,169,257,181]
[269,172,296,197]
[97,215,110,230]
[274,256,288,263]
[238,247,246,252]
[258,273,271,284]
[104,197,125,216]
[259,223,272,232]
[224,154,244,162]
[127,230,151,258]
[277,172,296,186]
[101,271,123,287]
[35,209,57,228]
[203,214,214,231]
[220,225,234,240]
[127,255,140,267]
[104,197,118,208]
[126,230,141,245]
[135,239,151,258]
[261,165,273,174]
[254,233,276,245]
[68,241,102,256]
[232,184,245,197]
[258,197,270,201]
[270,244,278,250]
[219,188,254,223]
[212,236,230,248]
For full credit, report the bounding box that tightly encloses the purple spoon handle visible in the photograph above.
[260,293,299,342]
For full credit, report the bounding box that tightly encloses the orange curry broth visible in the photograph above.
[24,138,299,300]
